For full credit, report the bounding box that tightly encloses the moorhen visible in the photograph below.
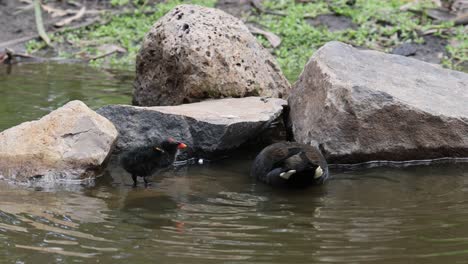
[251,142,329,188]
[120,138,187,186]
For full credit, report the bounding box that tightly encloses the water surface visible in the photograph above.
[0,62,133,131]
[1,63,468,263]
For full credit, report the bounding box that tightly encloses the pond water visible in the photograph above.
[1,63,468,263]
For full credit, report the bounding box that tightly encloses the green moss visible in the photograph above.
[25,39,46,53]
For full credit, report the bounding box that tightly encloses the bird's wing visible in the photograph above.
[271,147,304,167]
[137,148,164,163]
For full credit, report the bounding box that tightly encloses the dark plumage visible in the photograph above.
[120,138,187,186]
[250,142,329,188]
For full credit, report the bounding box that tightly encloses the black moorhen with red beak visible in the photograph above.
[120,138,188,186]
[251,142,329,188]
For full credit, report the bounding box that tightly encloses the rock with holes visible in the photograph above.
[289,41,468,163]
[0,101,118,181]
[133,4,290,106]
[97,97,287,157]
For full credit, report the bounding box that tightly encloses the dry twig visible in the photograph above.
[33,0,52,46]
[247,24,282,48]
[55,6,86,27]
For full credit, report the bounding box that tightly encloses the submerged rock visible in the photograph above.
[97,97,287,157]
[288,41,468,163]
[0,101,118,181]
[133,4,290,106]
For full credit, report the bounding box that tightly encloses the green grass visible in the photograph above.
[28,0,217,70]
[442,26,468,71]
[27,0,467,81]
[250,0,465,81]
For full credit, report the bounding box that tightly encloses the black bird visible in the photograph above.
[250,142,329,188]
[120,138,187,186]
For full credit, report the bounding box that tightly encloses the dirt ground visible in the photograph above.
[0,0,462,69]
[215,0,453,67]
[0,0,118,51]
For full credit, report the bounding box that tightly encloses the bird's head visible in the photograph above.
[158,137,187,153]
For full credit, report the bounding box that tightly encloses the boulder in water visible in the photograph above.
[97,97,287,157]
[0,101,118,181]
[288,41,468,163]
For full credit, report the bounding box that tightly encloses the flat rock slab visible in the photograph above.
[0,101,118,181]
[289,41,468,163]
[133,4,290,106]
[97,97,287,156]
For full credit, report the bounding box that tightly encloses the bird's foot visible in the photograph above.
[132,174,138,187]
[279,170,296,180]
[143,177,152,187]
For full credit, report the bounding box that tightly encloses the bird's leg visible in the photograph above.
[143,176,150,187]
[132,174,137,187]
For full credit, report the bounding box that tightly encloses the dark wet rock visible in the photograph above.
[133,4,290,106]
[97,97,287,157]
[215,0,253,17]
[0,101,118,181]
[391,35,448,64]
[307,14,357,32]
[288,41,468,164]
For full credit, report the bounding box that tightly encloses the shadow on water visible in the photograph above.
[1,63,468,263]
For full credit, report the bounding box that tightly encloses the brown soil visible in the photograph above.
[1,0,463,71]
[215,0,253,17]
[307,14,357,32]
[0,0,131,52]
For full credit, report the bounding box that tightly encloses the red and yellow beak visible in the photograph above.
[177,142,188,149]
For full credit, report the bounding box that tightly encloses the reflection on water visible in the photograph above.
[1,63,468,263]
[0,157,467,264]
[0,62,133,131]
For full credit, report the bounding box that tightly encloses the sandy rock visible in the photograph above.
[0,101,118,181]
[97,97,287,157]
[288,41,468,163]
[133,4,290,106]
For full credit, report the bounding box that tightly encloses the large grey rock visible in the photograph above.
[133,4,290,106]
[0,101,118,181]
[289,41,468,163]
[97,97,287,156]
